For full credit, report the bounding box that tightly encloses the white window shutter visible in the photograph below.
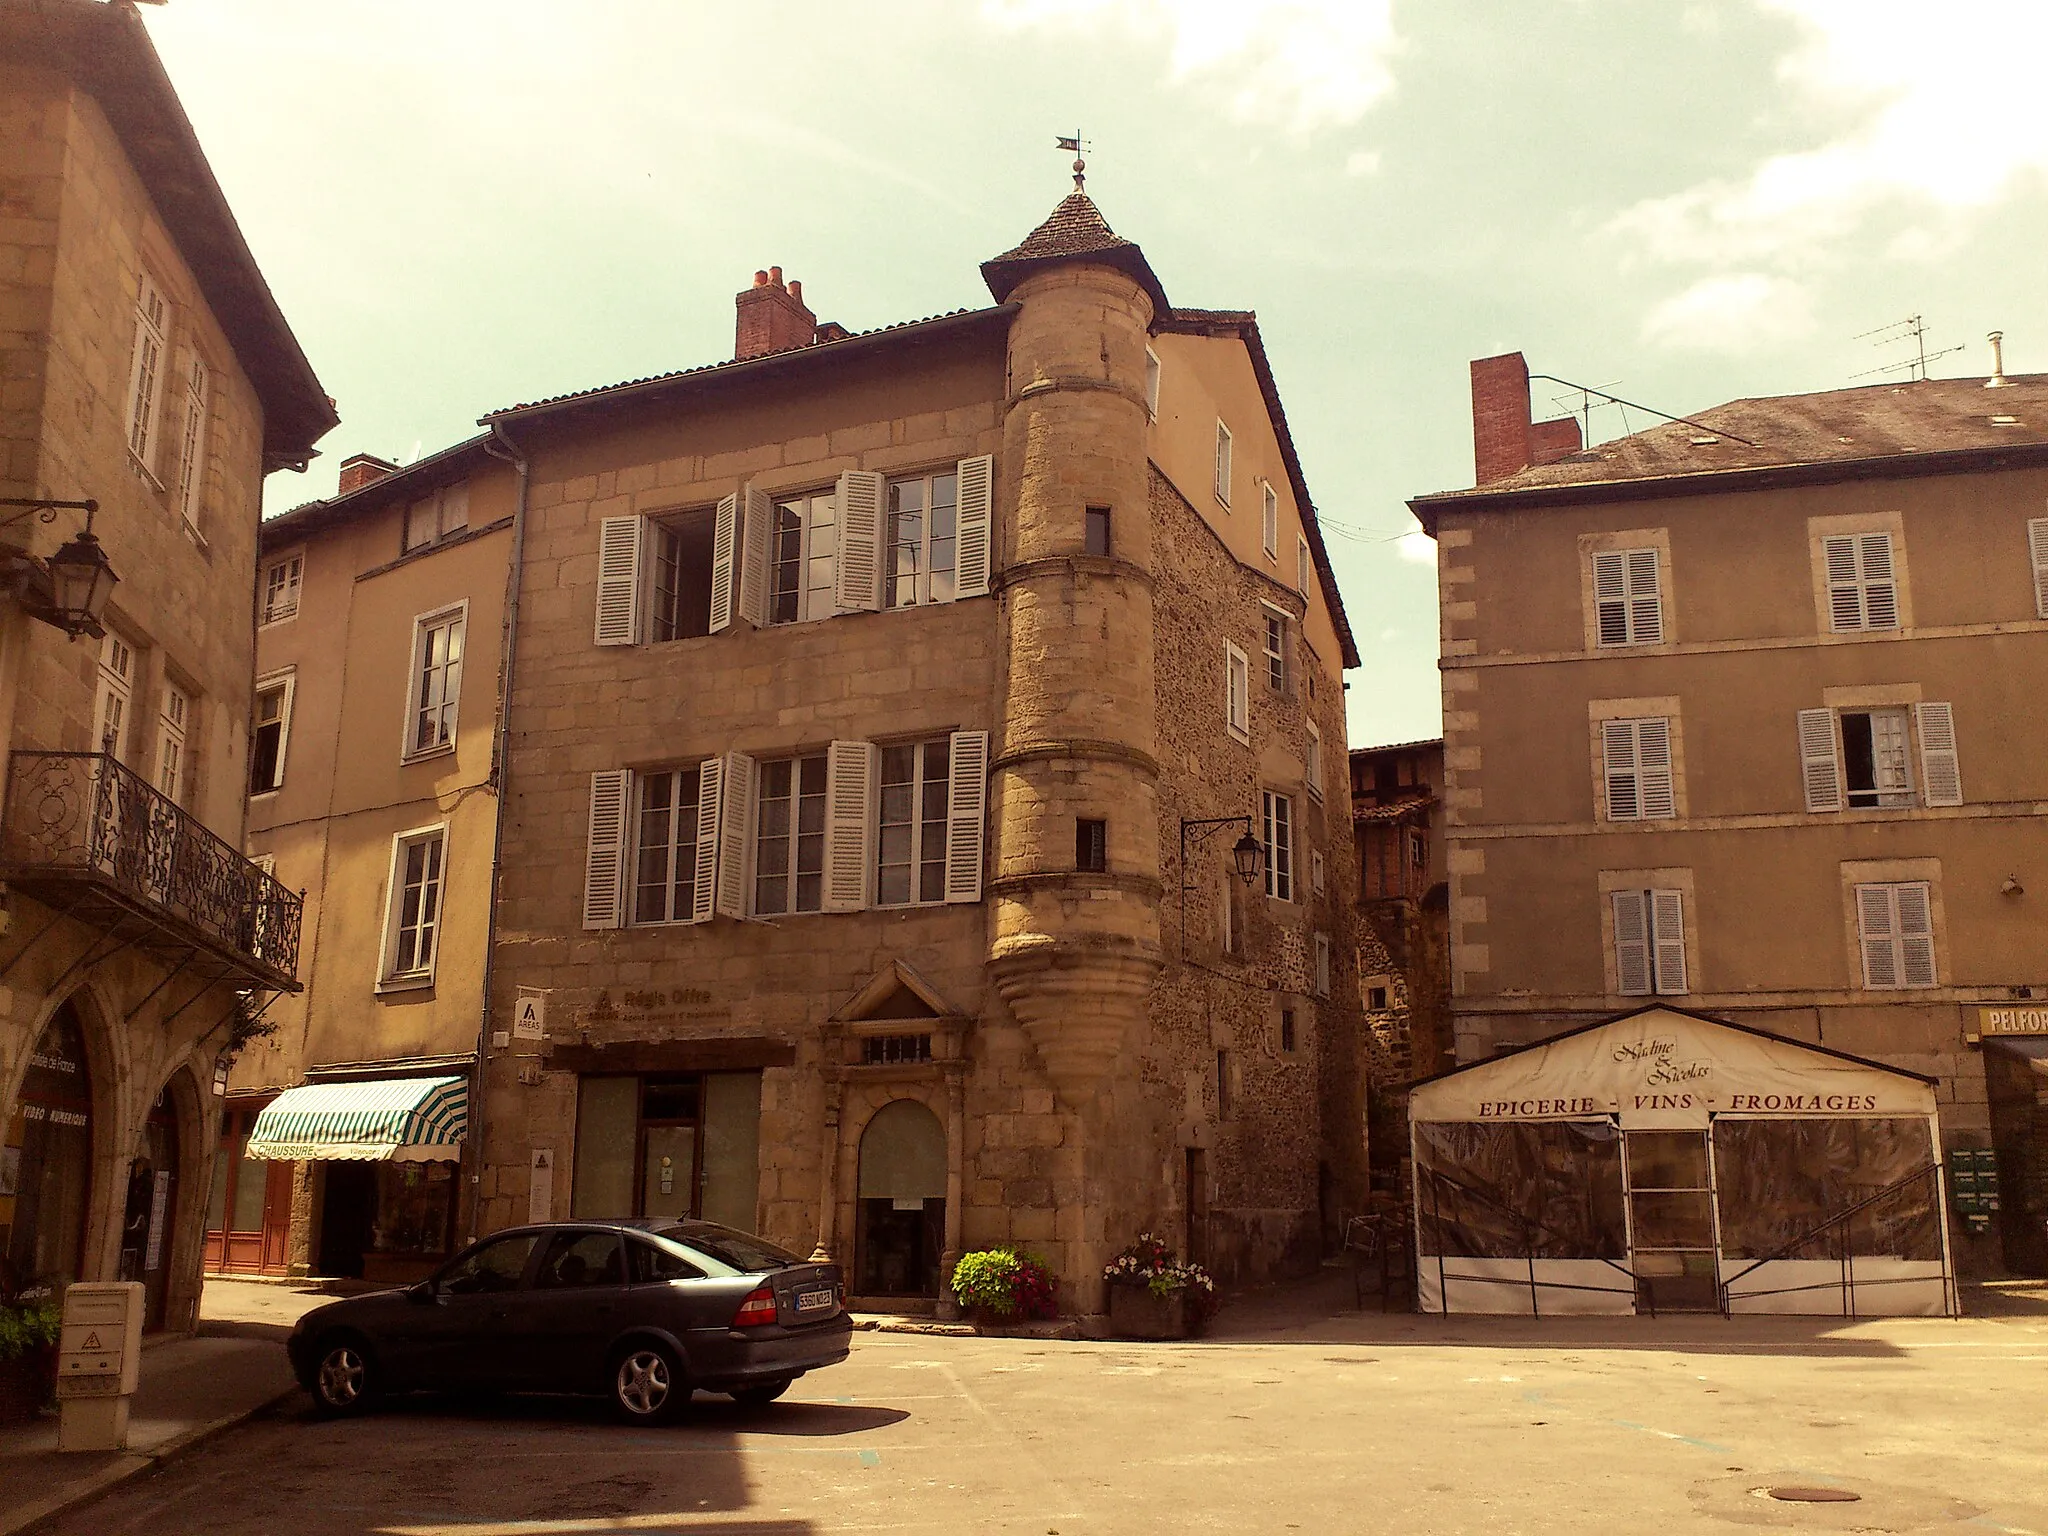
[1856,884,1899,988]
[823,739,878,912]
[1627,549,1663,643]
[715,750,754,919]
[709,493,738,634]
[1593,552,1628,646]
[1636,718,1675,819]
[1297,535,1312,595]
[944,729,990,904]
[1896,882,1936,987]
[692,755,724,923]
[593,516,644,646]
[1915,702,1962,806]
[1306,718,1323,801]
[1602,719,1639,820]
[1859,534,1899,629]
[1798,708,1842,812]
[2030,517,2048,619]
[1650,889,1688,994]
[1824,535,1863,630]
[737,485,773,625]
[835,470,884,613]
[954,456,993,599]
[582,770,632,929]
[1612,890,1652,996]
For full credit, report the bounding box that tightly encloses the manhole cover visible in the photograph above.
[1764,1487,1861,1504]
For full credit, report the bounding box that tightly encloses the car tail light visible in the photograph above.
[733,1285,780,1328]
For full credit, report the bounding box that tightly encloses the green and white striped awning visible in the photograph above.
[246,1076,468,1163]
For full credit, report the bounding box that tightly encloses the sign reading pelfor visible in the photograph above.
[1411,1006,1936,1129]
[1974,1004,2048,1038]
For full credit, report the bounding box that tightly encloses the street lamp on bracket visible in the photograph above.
[1,497,118,639]
[1178,812,1264,964]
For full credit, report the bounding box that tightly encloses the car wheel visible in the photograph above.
[610,1341,688,1424]
[309,1335,377,1417]
[731,1377,793,1410]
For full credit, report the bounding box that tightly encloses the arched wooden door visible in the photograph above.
[854,1099,947,1298]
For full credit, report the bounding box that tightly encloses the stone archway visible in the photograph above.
[1,1000,97,1289]
[854,1099,948,1299]
[133,1063,208,1332]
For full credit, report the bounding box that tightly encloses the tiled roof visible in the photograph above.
[1353,796,1436,824]
[980,191,1170,316]
[1350,737,1444,757]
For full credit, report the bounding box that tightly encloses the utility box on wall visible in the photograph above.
[55,1281,144,1451]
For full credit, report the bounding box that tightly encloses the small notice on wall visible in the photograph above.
[529,1148,554,1224]
[514,989,547,1043]
[144,1171,171,1271]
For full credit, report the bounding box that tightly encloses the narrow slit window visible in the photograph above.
[1084,505,1111,557]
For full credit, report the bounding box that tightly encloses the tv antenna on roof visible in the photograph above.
[1851,314,1966,382]
[1055,132,1089,191]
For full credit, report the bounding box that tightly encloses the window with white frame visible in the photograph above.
[406,606,466,758]
[403,484,470,554]
[2030,517,2048,619]
[1225,642,1250,743]
[1262,790,1294,901]
[877,738,952,907]
[1306,717,1324,803]
[124,272,168,469]
[1601,717,1675,821]
[884,470,958,609]
[768,491,838,624]
[1144,347,1160,420]
[1823,533,1899,632]
[1214,420,1233,507]
[174,353,210,533]
[754,753,828,915]
[94,632,135,761]
[261,552,303,625]
[382,827,447,985]
[1297,535,1312,596]
[155,683,190,803]
[1261,482,1279,559]
[633,767,701,924]
[1314,932,1332,997]
[249,673,292,795]
[1612,888,1687,996]
[1261,608,1289,693]
[1593,548,1663,646]
[1796,703,1960,812]
[1855,881,1936,989]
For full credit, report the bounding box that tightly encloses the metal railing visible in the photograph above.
[1716,1162,1952,1317]
[1418,1165,1644,1316]
[1,751,301,982]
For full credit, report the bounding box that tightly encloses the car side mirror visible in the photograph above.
[407,1281,439,1305]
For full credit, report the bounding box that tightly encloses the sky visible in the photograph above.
[140,0,2048,749]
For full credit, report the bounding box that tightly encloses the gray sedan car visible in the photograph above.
[286,1219,851,1423]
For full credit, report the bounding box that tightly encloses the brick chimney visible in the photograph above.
[735,266,817,361]
[336,452,400,496]
[1471,352,1583,484]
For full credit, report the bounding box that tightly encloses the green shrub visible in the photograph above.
[0,1300,61,1364]
[948,1247,1057,1320]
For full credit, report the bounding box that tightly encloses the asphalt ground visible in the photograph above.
[33,1284,2048,1536]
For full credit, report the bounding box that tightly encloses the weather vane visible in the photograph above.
[1055,132,1089,191]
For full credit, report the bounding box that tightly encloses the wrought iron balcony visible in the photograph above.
[1,751,301,991]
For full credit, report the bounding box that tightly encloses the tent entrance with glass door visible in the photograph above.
[1409,1006,1957,1317]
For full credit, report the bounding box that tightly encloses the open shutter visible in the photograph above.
[582,770,632,929]
[1626,549,1663,643]
[737,485,772,626]
[1650,889,1688,994]
[1824,535,1862,630]
[1856,885,1899,988]
[835,470,884,613]
[715,750,755,919]
[1798,708,1842,811]
[1916,702,1962,806]
[593,517,643,645]
[943,729,989,904]
[1896,882,1936,987]
[1636,718,1675,819]
[1859,533,1898,629]
[823,739,878,912]
[1602,719,1639,820]
[691,756,724,922]
[954,455,993,599]
[1612,890,1652,996]
[2030,517,2048,619]
[709,493,738,633]
[1593,552,1628,646]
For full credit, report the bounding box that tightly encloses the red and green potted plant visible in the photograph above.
[948,1247,1059,1327]
[1102,1233,1219,1339]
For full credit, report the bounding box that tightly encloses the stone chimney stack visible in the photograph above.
[735,266,817,361]
[336,452,400,496]
[1470,352,1582,485]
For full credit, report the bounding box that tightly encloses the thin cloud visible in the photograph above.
[1642,273,1816,352]
[1397,527,1436,565]
[980,0,1400,133]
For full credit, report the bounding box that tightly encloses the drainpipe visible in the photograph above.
[469,421,530,1244]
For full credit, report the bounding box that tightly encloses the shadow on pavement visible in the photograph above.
[301,1388,909,1436]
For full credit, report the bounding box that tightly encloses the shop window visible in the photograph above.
[372,1162,456,1260]
[571,1071,762,1230]
[1,1005,95,1287]
[1414,1121,1627,1261]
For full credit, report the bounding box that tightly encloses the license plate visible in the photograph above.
[795,1288,836,1315]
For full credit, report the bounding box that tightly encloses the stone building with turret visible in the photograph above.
[456,190,1361,1309]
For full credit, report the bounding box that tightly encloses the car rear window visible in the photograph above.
[653,1222,801,1273]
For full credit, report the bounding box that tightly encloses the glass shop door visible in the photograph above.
[1624,1130,1722,1313]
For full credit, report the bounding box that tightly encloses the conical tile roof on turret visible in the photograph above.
[980,190,1171,317]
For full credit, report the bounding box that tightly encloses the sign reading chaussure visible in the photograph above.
[1974,1004,2048,1038]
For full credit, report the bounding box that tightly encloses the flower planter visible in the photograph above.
[0,1347,55,1425]
[1107,1282,1188,1340]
